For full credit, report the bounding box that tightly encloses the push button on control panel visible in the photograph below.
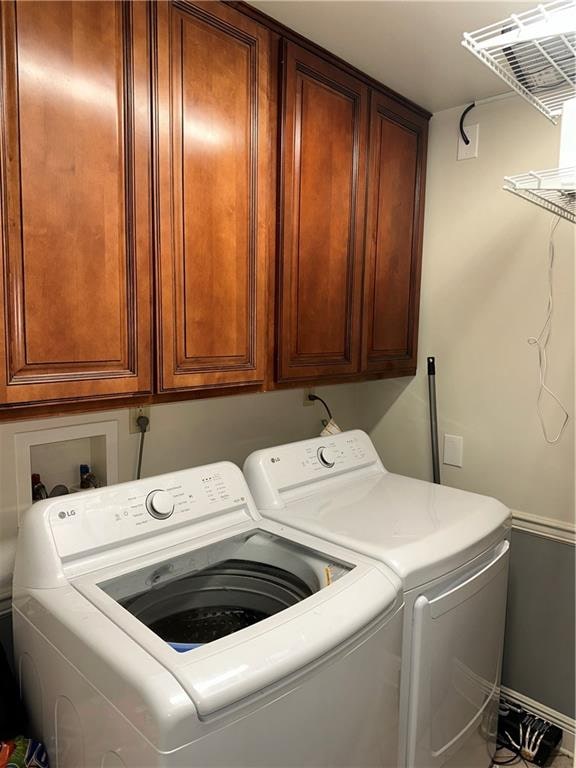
[317,446,336,468]
[145,489,175,520]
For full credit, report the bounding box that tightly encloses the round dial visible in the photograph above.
[146,490,175,520]
[317,446,336,468]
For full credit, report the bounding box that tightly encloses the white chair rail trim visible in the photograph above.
[511,510,575,545]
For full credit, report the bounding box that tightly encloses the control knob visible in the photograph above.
[317,446,336,468]
[146,490,174,520]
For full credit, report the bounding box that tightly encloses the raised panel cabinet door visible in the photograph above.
[277,42,368,383]
[362,92,428,375]
[0,1,153,406]
[155,1,271,392]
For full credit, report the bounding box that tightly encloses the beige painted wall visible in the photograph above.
[360,95,575,525]
[0,384,362,600]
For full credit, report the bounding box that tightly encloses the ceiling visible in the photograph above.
[248,1,535,113]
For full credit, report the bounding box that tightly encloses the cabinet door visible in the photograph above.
[362,92,428,375]
[0,1,153,406]
[277,42,368,383]
[155,1,271,392]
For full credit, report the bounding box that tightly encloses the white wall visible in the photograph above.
[0,384,362,600]
[360,95,575,525]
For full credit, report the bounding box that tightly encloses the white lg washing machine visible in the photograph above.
[244,430,512,768]
[13,461,404,768]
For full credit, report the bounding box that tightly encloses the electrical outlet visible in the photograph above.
[303,387,316,406]
[457,123,479,160]
[443,434,463,467]
[129,406,151,434]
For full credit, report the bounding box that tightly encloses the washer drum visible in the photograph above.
[122,559,313,645]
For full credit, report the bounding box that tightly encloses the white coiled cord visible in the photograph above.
[527,215,569,444]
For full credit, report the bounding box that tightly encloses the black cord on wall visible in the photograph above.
[136,414,149,480]
[307,394,333,422]
[459,102,476,145]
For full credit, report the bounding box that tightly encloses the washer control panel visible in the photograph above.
[47,462,255,561]
[243,430,383,510]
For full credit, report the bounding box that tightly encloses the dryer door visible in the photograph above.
[406,540,509,768]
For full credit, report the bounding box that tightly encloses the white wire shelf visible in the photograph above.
[503,167,576,221]
[462,0,576,123]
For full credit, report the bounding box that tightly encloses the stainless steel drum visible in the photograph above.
[122,559,313,645]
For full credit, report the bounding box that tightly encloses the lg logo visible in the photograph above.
[58,510,76,520]
[270,457,281,464]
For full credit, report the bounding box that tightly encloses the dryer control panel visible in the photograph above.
[38,462,257,565]
[243,430,384,510]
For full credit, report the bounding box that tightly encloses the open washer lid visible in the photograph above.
[243,431,511,590]
[15,461,400,717]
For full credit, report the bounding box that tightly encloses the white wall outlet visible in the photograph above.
[443,434,463,467]
[129,406,151,434]
[457,124,479,160]
[303,388,316,406]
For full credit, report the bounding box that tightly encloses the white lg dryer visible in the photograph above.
[13,461,404,768]
[243,430,512,768]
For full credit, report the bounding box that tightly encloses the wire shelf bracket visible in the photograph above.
[503,167,576,222]
[462,0,576,123]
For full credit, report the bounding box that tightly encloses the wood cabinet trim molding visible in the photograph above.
[361,89,428,373]
[367,109,419,357]
[228,0,432,121]
[0,0,154,405]
[173,5,258,373]
[2,3,137,381]
[154,0,271,392]
[291,60,360,363]
[277,41,368,382]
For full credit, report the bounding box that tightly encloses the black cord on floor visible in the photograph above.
[490,740,529,767]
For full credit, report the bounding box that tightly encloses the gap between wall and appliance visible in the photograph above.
[502,686,575,757]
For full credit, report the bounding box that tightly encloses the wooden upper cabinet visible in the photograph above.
[362,91,428,375]
[155,1,271,392]
[0,1,153,406]
[277,42,368,383]
[0,0,429,413]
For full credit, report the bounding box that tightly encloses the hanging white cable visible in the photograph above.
[527,215,569,443]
